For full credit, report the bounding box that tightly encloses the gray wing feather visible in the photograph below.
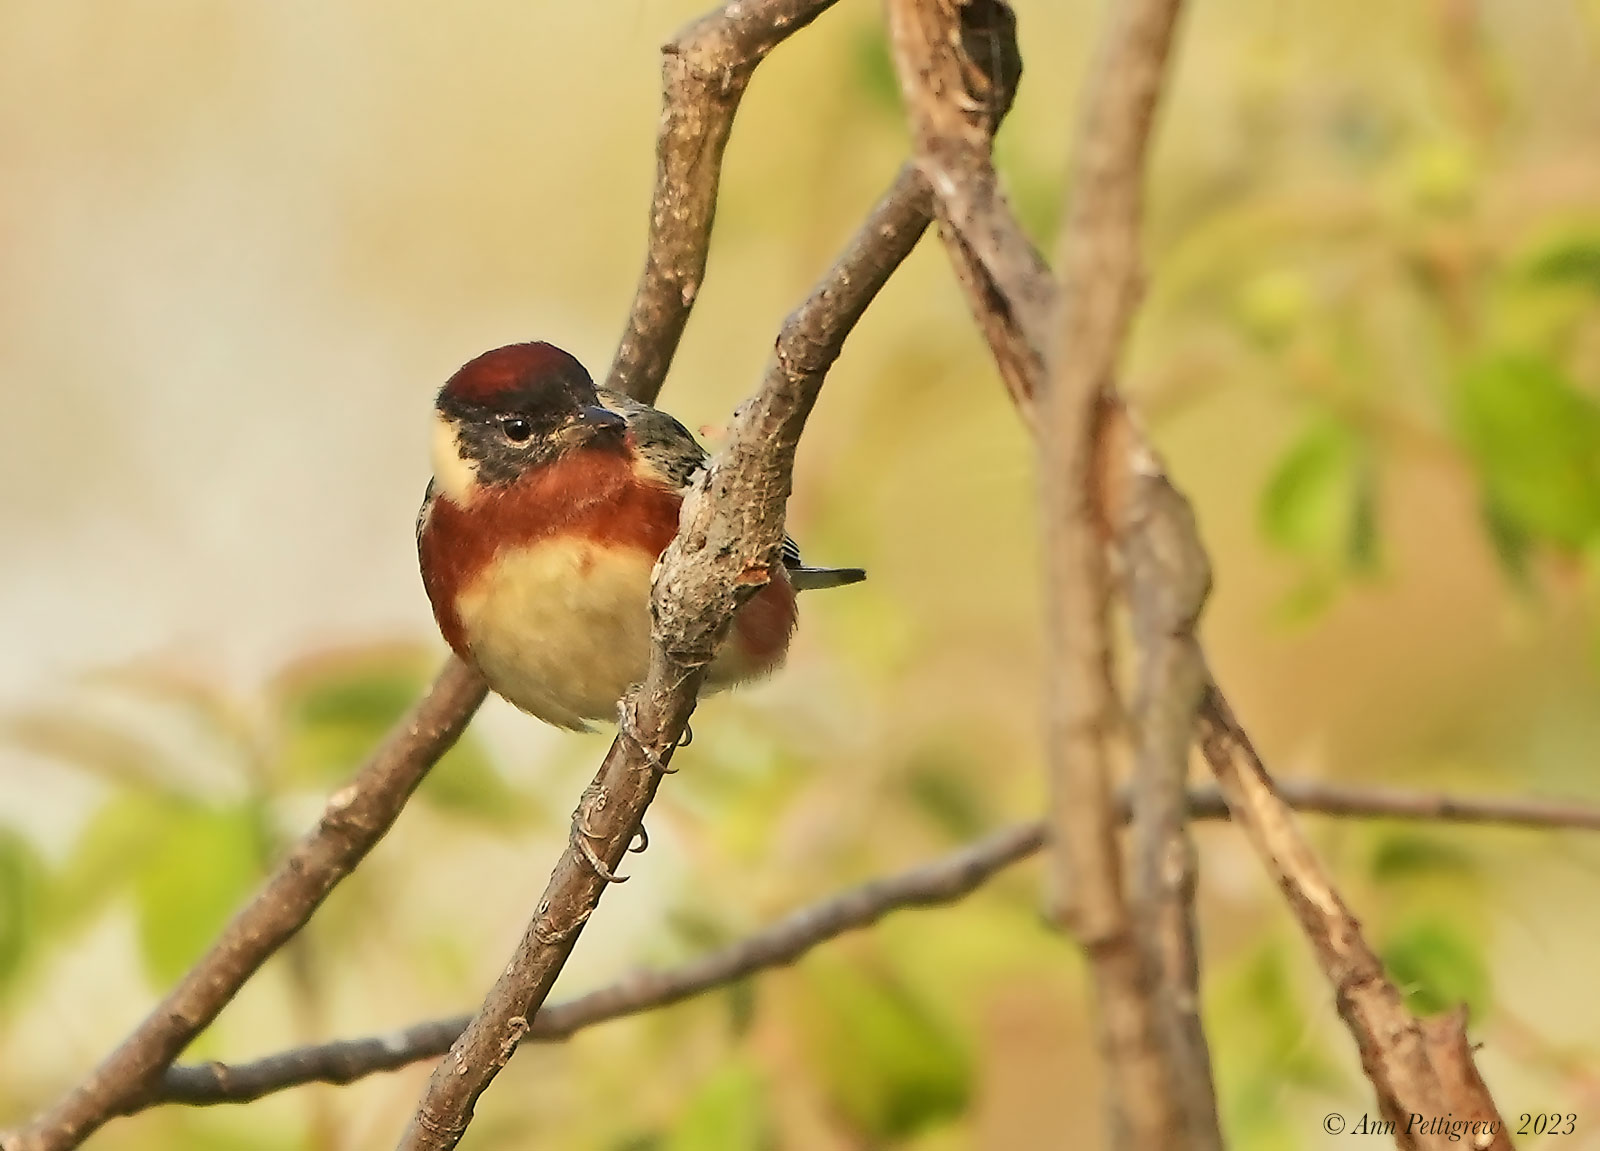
[598,388,865,592]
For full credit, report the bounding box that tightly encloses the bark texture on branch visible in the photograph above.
[606,0,842,404]
[1125,471,1221,1150]
[1195,695,1513,1151]
[0,659,488,1151]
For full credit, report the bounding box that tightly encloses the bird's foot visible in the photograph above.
[615,698,680,774]
[570,782,628,884]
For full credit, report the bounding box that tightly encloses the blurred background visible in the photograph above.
[3,1,1599,1147]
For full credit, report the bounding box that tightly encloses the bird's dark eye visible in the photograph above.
[501,417,533,443]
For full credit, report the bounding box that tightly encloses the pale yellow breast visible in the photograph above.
[457,537,655,729]
[458,534,783,729]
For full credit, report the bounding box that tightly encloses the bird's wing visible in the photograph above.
[597,388,708,492]
[597,388,865,590]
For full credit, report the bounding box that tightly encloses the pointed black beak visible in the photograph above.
[575,405,627,433]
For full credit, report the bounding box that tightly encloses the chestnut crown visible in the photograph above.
[432,342,626,494]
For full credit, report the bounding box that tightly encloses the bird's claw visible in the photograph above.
[616,699,680,774]
[572,832,627,890]
[570,782,628,884]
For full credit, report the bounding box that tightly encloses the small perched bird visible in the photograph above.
[417,342,864,731]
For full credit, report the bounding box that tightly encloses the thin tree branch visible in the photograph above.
[1125,475,1221,1149]
[396,166,935,1151]
[151,779,1600,1107]
[0,659,488,1151]
[1196,693,1513,1150]
[605,0,842,404]
[162,821,1041,1106]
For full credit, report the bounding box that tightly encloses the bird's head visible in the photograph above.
[429,342,628,505]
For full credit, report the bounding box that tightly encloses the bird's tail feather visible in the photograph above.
[788,565,867,592]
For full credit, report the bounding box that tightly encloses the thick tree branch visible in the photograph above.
[1037,0,1202,1147]
[605,0,842,403]
[149,779,1600,1107]
[396,168,934,1151]
[885,0,1511,1145]
[888,1,1205,1147]
[1126,474,1221,1149]
[0,659,488,1151]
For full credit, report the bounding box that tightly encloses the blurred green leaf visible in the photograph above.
[1381,919,1491,1019]
[271,648,527,825]
[665,1062,774,1151]
[797,955,971,1140]
[1212,939,1349,1150]
[904,750,989,840]
[1455,355,1600,552]
[51,792,176,932]
[849,23,900,116]
[0,829,43,994]
[414,738,534,825]
[133,802,267,985]
[1524,230,1600,295]
[1213,938,1345,1151]
[1235,269,1312,348]
[1369,832,1480,886]
[1400,138,1478,216]
[1260,416,1378,573]
[1480,499,1535,585]
[610,1134,663,1151]
[273,656,425,784]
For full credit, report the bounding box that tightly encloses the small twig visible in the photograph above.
[605,0,842,403]
[148,779,1600,1106]
[395,164,935,1151]
[0,659,488,1151]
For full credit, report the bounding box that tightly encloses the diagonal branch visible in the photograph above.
[1195,694,1513,1149]
[151,779,1600,1107]
[395,166,935,1151]
[0,659,488,1151]
[605,0,843,403]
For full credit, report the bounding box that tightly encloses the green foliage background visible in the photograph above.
[2,1,1600,1148]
